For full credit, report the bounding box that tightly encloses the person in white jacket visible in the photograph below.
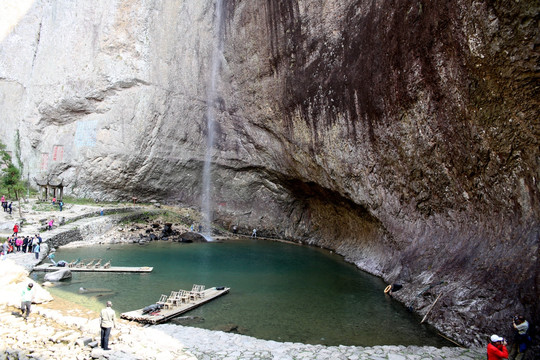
[100,301,116,350]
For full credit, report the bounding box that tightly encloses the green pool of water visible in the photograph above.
[34,239,452,347]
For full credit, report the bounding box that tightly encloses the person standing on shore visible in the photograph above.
[35,233,42,248]
[21,283,34,320]
[100,301,116,350]
[22,236,28,253]
[33,242,40,260]
[13,223,19,237]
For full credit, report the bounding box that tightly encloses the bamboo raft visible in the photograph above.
[33,263,153,273]
[121,285,230,324]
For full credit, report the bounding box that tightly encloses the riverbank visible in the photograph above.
[1,291,486,360]
[0,202,488,359]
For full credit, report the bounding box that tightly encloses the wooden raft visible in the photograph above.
[33,263,153,273]
[121,286,230,324]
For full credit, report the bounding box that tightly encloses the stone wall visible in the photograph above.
[47,209,155,248]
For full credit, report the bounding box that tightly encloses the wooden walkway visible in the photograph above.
[121,287,230,324]
[33,263,153,273]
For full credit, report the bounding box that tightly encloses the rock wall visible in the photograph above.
[0,0,538,347]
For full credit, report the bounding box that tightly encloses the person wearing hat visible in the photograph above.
[21,283,34,320]
[99,301,116,350]
[488,334,509,360]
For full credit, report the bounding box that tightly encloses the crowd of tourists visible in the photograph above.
[0,192,62,261]
[1,230,43,260]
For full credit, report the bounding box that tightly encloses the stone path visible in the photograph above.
[1,200,140,272]
[156,324,486,360]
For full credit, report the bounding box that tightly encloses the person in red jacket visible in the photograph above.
[13,223,19,237]
[488,334,509,360]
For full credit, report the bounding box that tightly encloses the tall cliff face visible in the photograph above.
[1,0,538,346]
[221,0,540,345]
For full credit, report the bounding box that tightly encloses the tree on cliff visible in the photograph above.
[0,141,24,217]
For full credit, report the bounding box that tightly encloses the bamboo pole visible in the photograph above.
[421,292,443,324]
[437,332,465,347]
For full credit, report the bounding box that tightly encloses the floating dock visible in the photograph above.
[121,287,230,324]
[33,263,153,273]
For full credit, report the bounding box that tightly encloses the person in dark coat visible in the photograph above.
[22,236,28,253]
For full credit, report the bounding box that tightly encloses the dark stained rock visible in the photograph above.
[179,232,208,243]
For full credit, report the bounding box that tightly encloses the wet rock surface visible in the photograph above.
[43,268,72,282]
[0,0,538,351]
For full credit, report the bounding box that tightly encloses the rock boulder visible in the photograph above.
[44,269,72,282]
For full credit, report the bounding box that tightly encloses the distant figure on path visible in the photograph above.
[21,283,34,320]
[8,202,12,214]
[48,219,54,230]
[59,200,63,211]
[190,224,194,232]
[13,223,19,236]
[251,228,257,238]
[487,334,509,360]
[22,236,28,253]
[100,301,116,350]
[100,208,104,216]
[30,236,36,252]
[52,197,56,205]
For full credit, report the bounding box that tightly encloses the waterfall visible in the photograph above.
[201,0,225,241]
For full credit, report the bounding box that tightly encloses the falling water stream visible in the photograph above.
[201,0,225,241]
